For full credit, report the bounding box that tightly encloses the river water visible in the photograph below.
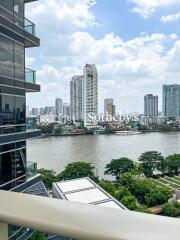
[27,132,180,179]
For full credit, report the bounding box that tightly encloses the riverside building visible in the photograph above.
[144,94,158,117]
[83,64,98,128]
[163,84,180,117]
[70,75,83,123]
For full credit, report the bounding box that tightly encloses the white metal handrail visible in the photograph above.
[0,190,179,240]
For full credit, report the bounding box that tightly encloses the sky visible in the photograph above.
[26,0,180,113]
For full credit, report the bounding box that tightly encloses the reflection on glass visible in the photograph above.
[0,95,15,126]
[0,34,14,78]
[26,161,37,178]
[15,42,25,80]
[15,97,25,125]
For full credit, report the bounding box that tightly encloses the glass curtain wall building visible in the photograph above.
[163,85,180,117]
[0,1,48,239]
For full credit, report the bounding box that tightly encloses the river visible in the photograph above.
[27,132,180,179]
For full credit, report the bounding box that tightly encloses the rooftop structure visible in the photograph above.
[53,178,126,210]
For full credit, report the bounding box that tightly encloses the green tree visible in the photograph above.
[161,125,172,131]
[160,201,180,217]
[166,154,180,175]
[119,173,171,207]
[54,127,62,135]
[121,195,137,210]
[38,168,57,190]
[104,158,135,179]
[115,186,132,201]
[138,151,164,177]
[57,162,96,181]
[100,180,117,197]
[38,124,54,135]
[138,124,148,131]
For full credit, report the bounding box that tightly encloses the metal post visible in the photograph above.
[0,222,8,240]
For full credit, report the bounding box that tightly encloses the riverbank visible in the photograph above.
[39,129,180,137]
[27,132,180,179]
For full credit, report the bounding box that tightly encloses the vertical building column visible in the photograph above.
[0,222,8,240]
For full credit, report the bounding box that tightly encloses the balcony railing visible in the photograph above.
[0,190,179,240]
[0,175,26,191]
[25,68,36,84]
[26,161,37,178]
[24,18,36,36]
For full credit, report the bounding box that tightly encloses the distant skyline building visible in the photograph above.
[104,98,115,116]
[44,106,55,115]
[107,103,116,119]
[83,64,98,127]
[163,84,180,117]
[144,94,158,116]
[32,107,39,116]
[55,98,63,116]
[70,75,83,122]
[63,103,70,117]
[39,107,45,115]
[26,105,30,116]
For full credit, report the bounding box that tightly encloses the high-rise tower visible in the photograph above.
[70,75,83,122]
[0,1,48,239]
[83,64,98,128]
[144,94,158,116]
[163,85,180,117]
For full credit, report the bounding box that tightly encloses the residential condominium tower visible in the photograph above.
[63,103,70,117]
[70,75,83,122]
[163,84,180,117]
[83,64,98,127]
[144,94,158,116]
[107,103,116,119]
[55,98,63,116]
[0,0,48,239]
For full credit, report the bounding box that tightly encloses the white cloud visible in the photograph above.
[28,30,180,112]
[26,0,180,112]
[25,56,35,66]
[130,0,180,18]
[26,0,97,33]
[161,11,180,22]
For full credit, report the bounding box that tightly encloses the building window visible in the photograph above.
[0,35,14,78]
[0,0,13,13]
[14,0,24,19]
[15,96,25,125]
[0,95,15,126]
[14,41,25,80]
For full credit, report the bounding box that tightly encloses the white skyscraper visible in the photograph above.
[83,64,98,127]
[55,98,63,116]
[70,75,83,122]
[144,94,158,116]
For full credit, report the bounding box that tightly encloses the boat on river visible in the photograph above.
[115,131,141,135]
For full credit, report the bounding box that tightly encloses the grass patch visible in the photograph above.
[166,177,180,185]
[173,176,180,181]
[158,178,179,189]
[150,179,172,190]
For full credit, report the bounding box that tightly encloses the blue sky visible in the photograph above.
[26,0,180,113]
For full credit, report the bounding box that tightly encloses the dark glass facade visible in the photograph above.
[0,0,41,189]
[0,1,45,239]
